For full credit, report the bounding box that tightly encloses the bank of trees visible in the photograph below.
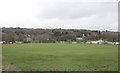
[2,27,119,43]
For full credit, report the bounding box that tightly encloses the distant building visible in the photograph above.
[76,37,83,41]
[113,42,119,45]
[15,41,23,44]
[86,40,118,45]
[0,41,4,44]
[24,34,32,43]
[87,40,106,44]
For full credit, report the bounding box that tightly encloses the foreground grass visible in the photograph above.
[2,44,118,71]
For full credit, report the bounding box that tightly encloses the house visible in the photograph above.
[87,40,118,45]
[24,34,32,43]
[76,37,83,41]
[87,40,105,44]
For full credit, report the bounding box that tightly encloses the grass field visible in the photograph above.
[2,44,118,71]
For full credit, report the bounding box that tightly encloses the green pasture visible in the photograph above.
[2,44,118,71]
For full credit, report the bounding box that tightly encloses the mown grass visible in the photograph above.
[2,44,118,71]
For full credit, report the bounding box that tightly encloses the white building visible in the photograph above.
[113,42,119,45]
[87,40,105,44]
[0,41,4,44]
[76,37,83,41]
[87,40,119,45]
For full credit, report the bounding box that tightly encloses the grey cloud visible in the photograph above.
[38,2,117,19]
[0,0,117,31]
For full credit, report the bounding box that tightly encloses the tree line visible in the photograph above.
[1,27,119,43]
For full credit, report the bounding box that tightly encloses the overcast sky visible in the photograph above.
[0,0,119,31]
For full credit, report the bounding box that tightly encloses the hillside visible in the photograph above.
[2,27,119,43]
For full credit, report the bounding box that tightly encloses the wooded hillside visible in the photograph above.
[2,27,119,43]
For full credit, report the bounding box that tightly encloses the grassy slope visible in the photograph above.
[2,44,118,71]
